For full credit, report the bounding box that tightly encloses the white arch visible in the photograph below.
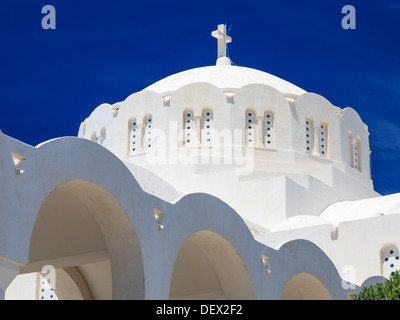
[147,193,266,300]
[281,272,332,300]
[0,137,160,299]
[170,230,254,300]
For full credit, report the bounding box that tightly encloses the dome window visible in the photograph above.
[91,131,98,143]
[305,117,314,155]
[263,111,274,149]
[354,136,362,172]
[129,118,140,156]
[99,126,106,146]
[184,110,196,147]
[144,115,153,152]
[201,109,213,147]
[349,131,361,171]
[319,122,328,158]
[246,110,256,147]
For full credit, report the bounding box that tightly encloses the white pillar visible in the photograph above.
[256,117,264,148]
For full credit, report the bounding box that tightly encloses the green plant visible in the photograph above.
[353,270,400,300]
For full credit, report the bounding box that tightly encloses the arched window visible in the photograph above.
[99,126,106,146]
[319,122,328,158]
[245,109,256,147]
[263,111,274,148]
[348,132,361,171]
[353,138,358,170]
[91,131,98,143]
[143,115,153,152]
[354,136,361,172]
[348,131,354,167]
[305,117,314,154]
[381,244,400,278]
[184,110,196,147]
[201,109,213,147]
[129,118,139,155]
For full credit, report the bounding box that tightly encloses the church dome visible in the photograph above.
[78,24,376,230]
[144,64,307,96]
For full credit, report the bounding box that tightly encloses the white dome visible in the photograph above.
[320,193,400,227]
[144,65,307,96]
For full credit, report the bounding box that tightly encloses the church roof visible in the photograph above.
[144,24,306,96]
[144,64,307,96]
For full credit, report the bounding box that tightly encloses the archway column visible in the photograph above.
[0,259,21,300]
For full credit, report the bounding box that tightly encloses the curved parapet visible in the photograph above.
[147,191,267,300]
[264,239,348,300]
[143,65,307,96]
[78,80,372,183]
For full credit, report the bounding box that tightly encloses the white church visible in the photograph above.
[1,24,399,300]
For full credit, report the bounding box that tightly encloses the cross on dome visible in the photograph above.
[212,24,232,66]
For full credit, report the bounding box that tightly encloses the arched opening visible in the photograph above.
[263,110,274,149]
[381,243,400,278]
[319,121,328,158]
[183,109,196,147]
[8,180,144,300]
[143,114,153,152]
[91,131,97,143]
[169,230,254,300]
[201,109,213,147]
[99,126,106,146]
[305,117,314,155]
[348,130,354,167]
[281,272,332,300]
[128,117,139,156]
[245,108,256,147]
[355,135,361,172]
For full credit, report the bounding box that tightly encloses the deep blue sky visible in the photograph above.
[0,0,399,195]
